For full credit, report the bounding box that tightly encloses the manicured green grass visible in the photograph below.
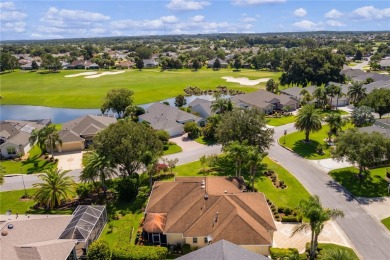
[0,188,37,214]
[195,136,217,145]
[381,217,390,230]
[347,62,358,67]
[329,166,390,197]
[0,145,57,175]
[280,123,354,160]
[317,243,359,260]
[317,109,349,117]
[163,144,182,155]
[0,69,281,108]
[173,157,309,208]
[266,115,296,126]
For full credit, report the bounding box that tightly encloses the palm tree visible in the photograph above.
[80,151,116,189]
[300,89,313,106]
[223,141,249,177]
[324,112,346,142]
[322,248,356,260]
[333,85,342,110]
[326,84,337,109]
[347,81,367,105]
[29,125,62,157]
[294,104,322,142]
[246,147,267,190]
[313,86,327,109]
[202,114,221,139]
[211,98,229,114]
[33,168,76,209]
[292,196,344,260]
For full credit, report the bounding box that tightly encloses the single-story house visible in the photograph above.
[352,73,390,83]
[57,115,116,153]
[143,177,276,256]
[364,80,390,94]
[0,205,107,260]
[20,62,41,70]
[66,60,93,69]
[340,68,366,79]
[177,239,269,260]
[231,90,298,114]
[359,118,390,138]
[0,119,50,158]
[139,103,205,137]
[117,61,134,69]
[379,58,390,70]
[188,98,213,119]
[143,59,159,68]
[86,63,99,70]
[207,58,229,68]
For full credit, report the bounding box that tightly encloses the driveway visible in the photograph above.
[169,134,206,152]
[310,158,353,172]
[55,152,84,171]
[273,221,353,253]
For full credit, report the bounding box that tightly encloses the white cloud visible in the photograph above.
[324,9,343,19]
[326,20,345,27]
[352,6,390,20]
[190,15,205,22]
[166,0,210,11]
[0,2,16,10]
[0,21,26,32]
[293,20,323,31]
[42,7,110,22]
[0,11,27,21]
[111,19,164,30]
[232,0,286,6]
[160,15,178,23]
[294,8,307,18]
[240,17,256,22]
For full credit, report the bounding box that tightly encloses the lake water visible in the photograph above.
[0,95,222,123]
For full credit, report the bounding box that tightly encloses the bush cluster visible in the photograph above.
[111,245,168,260]
[270,247,299,260]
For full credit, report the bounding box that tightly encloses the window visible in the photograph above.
[204,237,208,243]
[7,147,16,155]
[192,237,198,244]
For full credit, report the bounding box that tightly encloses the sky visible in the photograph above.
[0,0,389,41]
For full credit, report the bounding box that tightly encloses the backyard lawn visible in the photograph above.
[163,144,182,155]
[381,217,390,230]
[266,115,296,126]
[0,69,281,108]
[329,166,390,197]
[316,243,359,260]
[0,145,57,175]
[195,136,217,145]
[280,123,354,160]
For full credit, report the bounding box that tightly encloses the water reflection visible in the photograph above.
[0,95,223,123]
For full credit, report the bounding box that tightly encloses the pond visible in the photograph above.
[0,95,225,123]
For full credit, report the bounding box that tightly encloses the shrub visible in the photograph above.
[111,244,168,260]
[270,248,299,260]
[76,183,95,200]
[163,144,169,151]
[156,130,170,144]
[281,216,302,222]
[182,244,191,255]
[284,207,292,215]
[115,176,139,201]
[87,240,111,260]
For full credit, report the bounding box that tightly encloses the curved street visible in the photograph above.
[1,124,389,259]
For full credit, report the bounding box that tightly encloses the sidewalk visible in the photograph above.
[310,158,353,172]
[357,196,390,226]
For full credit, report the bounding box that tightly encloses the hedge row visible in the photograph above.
[270,248,299,260]
[111,245,168,260]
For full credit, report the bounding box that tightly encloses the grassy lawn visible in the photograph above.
[173,157,309,208]
[0,69,281,108]
[0,145,57,175]
[195,136,217,145]
[317,243,359,260]
[317,109,349,117]
[329,166,390,197]
[266,115,296,126]
[280,123,354,160]
[163,144,182,155]
[0,188,37,214]
[381,217,390,230]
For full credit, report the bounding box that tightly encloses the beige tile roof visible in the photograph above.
[0,120,48,147]
[145,177,276,246]
[14,239,76,260]
[232,90,297,109]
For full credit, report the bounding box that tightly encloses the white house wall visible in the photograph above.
[166,233,185,245]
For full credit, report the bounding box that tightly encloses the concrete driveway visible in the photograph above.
[169,134,206,152]
[55,151,83,171]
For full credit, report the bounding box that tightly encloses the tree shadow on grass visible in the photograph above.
[329,170,389,198]
[22,155,55,174]
[292,140,321,158]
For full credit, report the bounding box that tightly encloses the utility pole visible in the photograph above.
[20,167,27,197]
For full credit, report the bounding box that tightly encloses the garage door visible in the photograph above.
[59,141,84,153]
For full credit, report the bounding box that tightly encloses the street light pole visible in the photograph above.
[20,167,27,197]
[284,130,287,144]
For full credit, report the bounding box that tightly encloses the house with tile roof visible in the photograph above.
[143,176,276,256]
[57,115,116,153]
[188,98,213,119]
[0,119,50,158]
[231,90,298,114]
[139,103,205,137]
[359,118,390,138]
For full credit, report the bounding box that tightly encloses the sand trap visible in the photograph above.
[85,71,125,78]
[221,76,271,86]
[65,72,97,78]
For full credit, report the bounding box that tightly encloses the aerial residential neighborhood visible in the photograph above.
[1,1,390,260]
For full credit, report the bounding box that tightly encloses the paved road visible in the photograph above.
[2,125,389,259]
[269,123,390,260]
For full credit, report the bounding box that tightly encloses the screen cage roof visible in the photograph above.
[59,205,106,242]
